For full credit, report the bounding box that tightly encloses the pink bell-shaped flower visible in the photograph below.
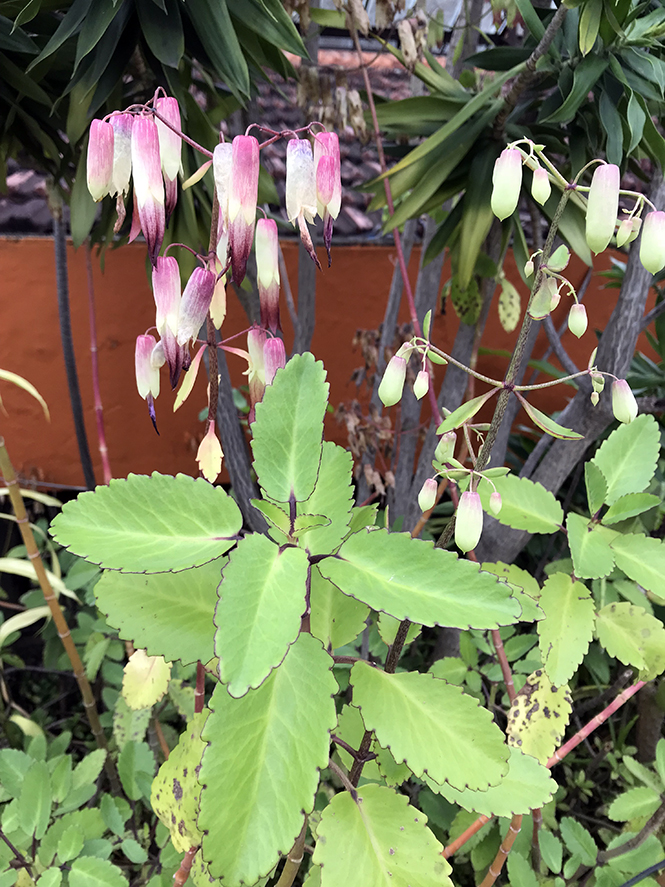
[255,218,281,332]
[491,148,522,220]
[87,119,114,202]
[247,326,267,422]
[264,336,287,385]
[286,138,321,270]
[213,141,234,267]
[228,135,260,286]
[109,113,133,198]
[417,477,437,513]
[585,163,620,255]
[489,490,502,516]
[378,355,407,407]
[455,490,483,553]
[639,211,665,275]
[152,256,185,388]
[314,131,342,266]
[177,266,216,347]
[612,379,638,424]
[131,115,165,266]
[197,421,223,483]
[155,97,182,221]
[135,334,161,431]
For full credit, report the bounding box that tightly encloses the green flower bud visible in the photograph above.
[612,379,638,424]
[590,391,599,406]
[418,478,437,513]
[591,373,605,393]
[639,211,665,275]
[531,167,551,205]
[378,356,407,407]
[616,216,641,248]
[585,163,620,255]
[434,431,456,463]
[491,148,523,221]
[489,491,502,516]
[455,490,483,553]
[413,369,430,400]
[568,303,588,338]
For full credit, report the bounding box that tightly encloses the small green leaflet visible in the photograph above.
[603,493,660,524]
[319,529,519,629]
[507,850,539,887]
[69,857,128,887]
[591,414,660,505]
[251,353,329,503]
[335,705,411,786]
[517,396,584,440]
[559,817,596,866]
[506,670,572,764]
[117,741,155,802]
[199,634,337,887]
[537,573,596,687]
[350,662,509,790]
[567,513,616,579]
[309,567,369,650]
[313,784,453,887]
[607,786,661,822]
[481,561,543,622]
[610,533,665,595]
[215,534,308,697]
[585,462,607,515]
[476,474,564,534]
[18,760,51,838]
[296,442,354,555]
[436,390,497,434]
[51,473,242,573]
[539,830,563,874]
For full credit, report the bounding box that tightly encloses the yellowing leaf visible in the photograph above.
[122,650,171,710]
[0,367,50,420]
[506,670,572,764]
[498,280,521,332]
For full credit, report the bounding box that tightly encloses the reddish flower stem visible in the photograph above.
[85,242,112,484]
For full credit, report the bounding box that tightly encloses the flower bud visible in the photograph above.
[177,267,216,346]
[524,258,534,278]
[616,216,641,248]
[197,422,223,484]
[612,379,638,424]
[413,369,430,400]
[87,119,114,202]
[591,373,605,393]
[378,356,407,407]
[434,431,456,464]
[639,211,665,275]
[585,163,620,255]
[491,148,523,220]
[264,337,286,385]
[135,334,161,401]
[228,135,260,285]
[256,218,281,332]
[590,391,600,406]
[109,113,133,198]
[568,303,588,338]
[247,327,267,420]
[455,490,483,553]
[547,245,570,273]
[489,490,502,516]
[531,167,551,205]
[417,478,437,513]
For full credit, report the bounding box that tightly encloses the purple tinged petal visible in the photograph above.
[131,116,165,265]
[417,477,437,513]
[314,131,341,218]
[87,119,114,202]
[177,267,216,346]
[228,136,259,285]
[152,256,181,337]
[264,337,286,385]
[247,326,267,421]
[286,138,317,224]
[135,334,160,400]
[256,218,281,332]
[110,113,133,197]
[155,97,182,181]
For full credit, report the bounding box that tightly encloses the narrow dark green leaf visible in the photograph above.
[27,0,90,69]
[599,89,624,166]
[579,0,602,54]
[184,0,249,97]
[514,0,545,38]
[0,13,37,52]
[136,0,184,68]
[542,55,608,123]
[70,140,98,248]
[74,0,126,70]
[626,91,646,154]
[12,0,41,31]
[230,0,305,56]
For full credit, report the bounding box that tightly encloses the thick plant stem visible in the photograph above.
[173,846,198,887]
[0,438,119,792]
[480,815,522,887]
[51,192,96,491]
[443,816,491,858]
[195,662,205,714]
[85,242,112,484]
[274,818,308,887]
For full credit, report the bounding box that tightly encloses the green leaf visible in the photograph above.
[230,0,305,56]
[117,741,155,802]
[623,755,663,794]
[515,0,545,38]
[507,850,539,887]
[585,462,608,515]
[607,786,661,822]
[480,562,543,623]
[252,499,290,534]
[436,391,497,434]
[539,830,563,874]
[518,397,584,440]
[27,0,91,70]
[70,142,99,249]
[313,784,453,887]
[477,474,564,534]
[18,760,51,838]
[57,824,85,862]
[429,658,468,685]
[215,534,308,697]
[184,0,249,98]
[319,529,520,629]
[591,415,660,505]
[350,662,508,790]
[95,559,221,665]
[542,55,609,123]
[36,871,62,887]
[135,0,184,68]
[251,354,329,504]
[610,534,665,594]
[579,0,602,54]
[0,749,31,797]
[73,0,125,70]
[113,697,152,750]
[69,858,128,887]
[51,473,242,573]
[559,817,597,866]
[507,670,572,764]
[100,794,130,837]
[567,513,617,579]
[596,602,665,678]
[457,146,498,290]
[656,738,665,786]
[121,839,148,864]
[377,614,421,647]
[296,442,353,555]
[603,493,660,524]
[428,746,556,816]
[199,634,337,886]
[72,748,107,790]
[626,91,646,154]
[151,712,207,852]
[310,566,369,650]
[537,573,596,686]
[600,89,625,166]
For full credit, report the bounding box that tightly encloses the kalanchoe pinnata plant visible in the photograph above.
[130,115,165,266]
[227,134,260,285]
[86,119,114,203]
[286,136,321,269]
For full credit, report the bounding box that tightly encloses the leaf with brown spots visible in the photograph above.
[506,670,572,765]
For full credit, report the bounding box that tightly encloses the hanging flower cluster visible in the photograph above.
[87,92,341,483]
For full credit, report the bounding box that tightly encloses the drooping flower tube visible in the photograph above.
[491,148,522,221]
[378,355,407,407]
[567,303,588,339]
[255,218,281,332]
[286,137,321,270]
[228,135,260,286]
[314,131,342,265]
[177,266,217,348]
[639,211,665,275]
[264,336,286,385]
[455,490,483,553]
[155,97,183,221]
[611,379,638,424]
[87,119,114,202]
[417,477,437,513]
[213,141,234,269]
[531,167,551,206]
[585,163,620,255]
[108,113,133,231]
[152,256,185,388]
[135,333,162,432]
[130,115,165,266]
[246,326,267,422]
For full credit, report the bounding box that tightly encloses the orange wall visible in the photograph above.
[0,237,657,488]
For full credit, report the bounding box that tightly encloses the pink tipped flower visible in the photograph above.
[612,379,638,424]
[264,337,286,385]
[413,369,430,400]
[109,113,133,198]
[286,138,321,270]
[131,115,165,265]
[247,326,267,421]
[585,163,620,255]
[568,303,588,338]
[639,211,665,275]
[314,131,342,265]
[378,355,406,407]
[491,148,522,221]
[152,256,185,388]
[489,491,502,516]
[197,422,223,483]
[228,135,260,285]
[155,98,182,221]
[417,477,437,513]
[87,119,114,202]
[455,490,483,553]
[256,218,281,332]
[434,431,456,464]
[177,267,216,347]
[531,167,551,206]
[213,142,234,266]
[135,334,161,432]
